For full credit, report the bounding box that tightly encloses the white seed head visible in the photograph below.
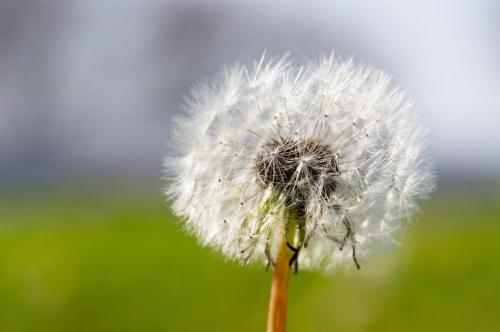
[164,53,435,271]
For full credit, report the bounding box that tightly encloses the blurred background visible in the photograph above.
[0,0,499,331]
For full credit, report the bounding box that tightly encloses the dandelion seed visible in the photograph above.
[163,53,435,332]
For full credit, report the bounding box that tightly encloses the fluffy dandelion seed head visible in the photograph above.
[164,53,435,271]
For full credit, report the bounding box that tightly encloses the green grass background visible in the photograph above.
[0,182,499,332]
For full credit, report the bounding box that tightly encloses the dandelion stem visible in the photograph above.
[266,208,297,332]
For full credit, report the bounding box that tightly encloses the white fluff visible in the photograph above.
[164,53,435,271]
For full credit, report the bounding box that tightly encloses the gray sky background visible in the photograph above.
[1,0,499,183]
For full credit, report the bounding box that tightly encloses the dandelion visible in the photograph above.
[164,53,435,332]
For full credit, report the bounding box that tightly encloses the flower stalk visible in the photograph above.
[267,208,297,332]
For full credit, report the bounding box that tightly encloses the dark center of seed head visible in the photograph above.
[255,137,340,194]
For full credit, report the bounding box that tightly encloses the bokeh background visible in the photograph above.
[1,0,499,331]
